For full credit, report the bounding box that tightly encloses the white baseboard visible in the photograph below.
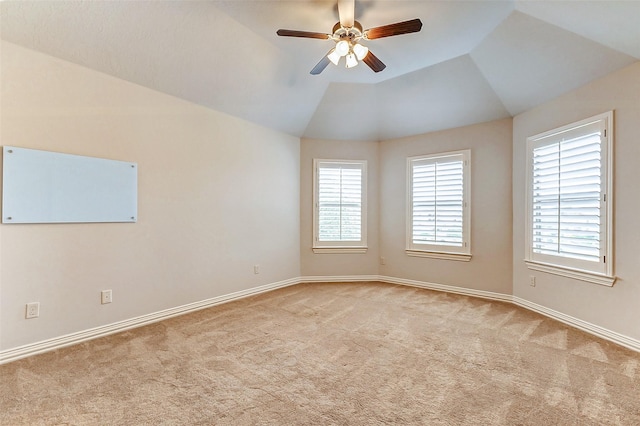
[512,297,640,352]
[3,275,638,364]
[0,277,301,365]
[379,275,513,302]
[300,275,381,283]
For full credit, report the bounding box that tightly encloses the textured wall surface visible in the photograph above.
[379,118,514,295]
[2,39,638,356]
[512,61,640,342]
[300,138,380,277]
[0,41,301,350]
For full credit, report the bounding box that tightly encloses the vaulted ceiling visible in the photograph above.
[2,1,638,141]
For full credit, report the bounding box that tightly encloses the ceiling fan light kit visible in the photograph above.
[327,49,341,66]
[345,52,358,68]
[276,0,422,75]
[335,40,350,56]
[353,43,369,61]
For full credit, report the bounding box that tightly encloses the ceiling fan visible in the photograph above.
[276,0,422,75]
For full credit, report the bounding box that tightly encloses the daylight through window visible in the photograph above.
[525,112,614,285]
[407,150,470,261]
[313,160,367,253]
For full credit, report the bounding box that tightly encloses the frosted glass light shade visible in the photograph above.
[336,40,350,57]
[353,43,369,60]
[345,53,358,68]
[327,49,341,66]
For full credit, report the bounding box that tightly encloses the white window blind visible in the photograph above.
[412,160,464,246]
[532,131,601,262]
[407,150,470,260]
[318,166,361,241]
[525,111,614,285]
[313,160,367,252]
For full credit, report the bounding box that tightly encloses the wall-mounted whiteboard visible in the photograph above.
[2,146,137,224]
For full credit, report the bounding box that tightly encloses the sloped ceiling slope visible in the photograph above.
[1,1,638,141]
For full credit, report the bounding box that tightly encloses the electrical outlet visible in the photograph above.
[530,276,536,287]
[26,302,40,319]
[380,257,386,265]
[101,289,113,304]
[254,265,260,274]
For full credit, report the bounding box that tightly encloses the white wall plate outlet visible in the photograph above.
[26,302,40,319]
[101,289,113,304]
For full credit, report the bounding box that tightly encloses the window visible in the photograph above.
[525,111,614,286]
[313,159,367,253]
[406,150,471,261]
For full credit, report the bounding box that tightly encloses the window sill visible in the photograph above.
[313,247,368,254]
[406,250,471,262]
[524,260,616,287]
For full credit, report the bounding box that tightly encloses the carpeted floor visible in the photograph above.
[1,282,639,425]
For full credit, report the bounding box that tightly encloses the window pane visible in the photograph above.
[318,165,362,242]
[412,158,464,247]
[531,132,602,262]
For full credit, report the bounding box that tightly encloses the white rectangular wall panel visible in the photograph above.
[2,146,137,224]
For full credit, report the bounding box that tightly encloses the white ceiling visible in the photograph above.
[1,1,638,141]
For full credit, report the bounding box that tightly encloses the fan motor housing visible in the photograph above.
[332,21,364,41]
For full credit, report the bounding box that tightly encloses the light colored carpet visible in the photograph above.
[1,282,639,425]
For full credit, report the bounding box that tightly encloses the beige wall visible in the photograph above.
[513,61,640,341]
[0,42,301,350]
[3,39,638,355]
[300,138,379,277]
[379,118,513,294]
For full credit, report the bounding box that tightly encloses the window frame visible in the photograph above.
[312,159,367,254]
[406,150,471,261]
[524,111,615,286]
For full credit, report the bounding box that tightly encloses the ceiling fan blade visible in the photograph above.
[362,50,386,73]
[310,55,332,75]
[337,0,355,28]
[276,29,330,40]
[365,18,423,40]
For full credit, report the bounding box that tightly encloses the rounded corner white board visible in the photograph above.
[2,146,137,224]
